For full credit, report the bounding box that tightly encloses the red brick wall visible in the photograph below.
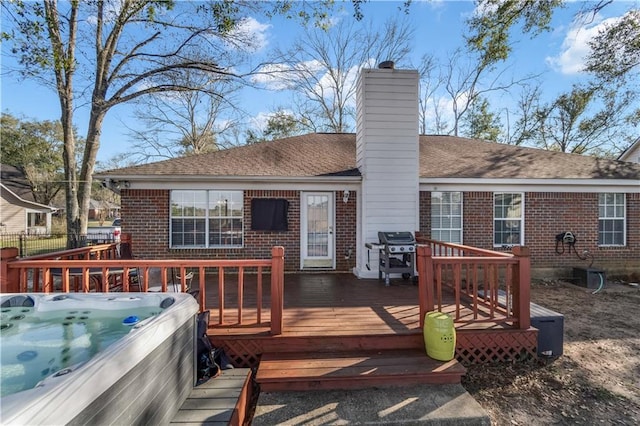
[418,191,431,234]
[523,192,639,273]
[121,189,170,257]
[336,191,358,271]
[120,189,357,272]
[462,192,495,250]
[122,188,637,276]
[419,191,639,276]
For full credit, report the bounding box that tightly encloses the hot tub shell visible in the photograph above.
[1,292,199,425]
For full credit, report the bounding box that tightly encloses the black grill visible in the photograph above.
[371,231,416,286]
[378,231,416,252]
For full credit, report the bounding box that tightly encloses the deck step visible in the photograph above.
[170,368,253,425]
[256,349,465,392]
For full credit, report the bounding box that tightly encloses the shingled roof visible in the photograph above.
[97,134,640,180]
[1,164,36,201]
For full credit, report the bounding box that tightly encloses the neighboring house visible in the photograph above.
[88,198,120,221]
[0,165,57,235]
[96,66,640,278]
[618,138,640,164]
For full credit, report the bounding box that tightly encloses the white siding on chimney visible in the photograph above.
[355,68,420,279]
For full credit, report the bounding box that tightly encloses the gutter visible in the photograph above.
[94,175,363,192]
[420,178,640,193]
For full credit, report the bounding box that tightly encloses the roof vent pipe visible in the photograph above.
[378,61,394,69]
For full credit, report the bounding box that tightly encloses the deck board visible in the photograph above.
[203,275,442,336]
[256,349,466,392]
[202,273,511,336]
[170,368,252,426]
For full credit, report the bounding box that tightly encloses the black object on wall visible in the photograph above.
[251,198,289,231]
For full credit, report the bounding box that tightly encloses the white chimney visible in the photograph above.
[355,65,420,278]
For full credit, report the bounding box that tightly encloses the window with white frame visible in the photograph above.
[494,193,524,246]
[431,192,463,244]
[598,193,625,246]
[170,190,243,248]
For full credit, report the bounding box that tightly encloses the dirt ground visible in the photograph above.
[463,277,640,425]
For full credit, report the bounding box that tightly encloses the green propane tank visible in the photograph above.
[423,311,456,361]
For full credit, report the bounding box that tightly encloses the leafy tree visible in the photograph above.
[462,97,502,141]
[529,85,631,154]
[585,9,640,86]
[466,0,563,68]
[584,8,640,155]
[246,109,307,144]
[0,112,65,205]
[465,0,638,156]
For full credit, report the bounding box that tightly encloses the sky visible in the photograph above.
[1,0,637,164]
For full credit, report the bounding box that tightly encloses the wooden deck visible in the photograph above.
[202,273,537,368]
[206,273,424,336]
[203,272,522,335]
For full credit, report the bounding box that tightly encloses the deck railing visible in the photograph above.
[415,238,531,330]
[0,243,285,335]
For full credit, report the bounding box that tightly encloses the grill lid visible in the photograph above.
[378,231,415,245]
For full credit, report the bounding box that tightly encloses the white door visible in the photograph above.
[301,192,334,269]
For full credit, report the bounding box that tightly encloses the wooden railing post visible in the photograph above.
[512,246,531,329]
[270,246,285,335]
[416,245,434,328]
[1,247,20,293]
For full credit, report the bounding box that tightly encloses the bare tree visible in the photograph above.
[268,17,413,132]
[443,49,524,136]
[128,69,244,163]
[417,54,447,135]
[504,83,543,146]
[3,1,252,243]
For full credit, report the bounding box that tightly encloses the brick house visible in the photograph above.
[96,67,640,278]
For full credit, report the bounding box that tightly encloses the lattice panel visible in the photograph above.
[456,329,537,364]
[214,338,263,368]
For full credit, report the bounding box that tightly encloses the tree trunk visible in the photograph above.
[77,106,105,237]
[43,0,80,248]
[61,102,80,248]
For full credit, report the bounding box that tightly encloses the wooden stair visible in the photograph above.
[256,349,465,392]
[170,368,253,425]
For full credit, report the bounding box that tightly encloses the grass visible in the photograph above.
[0,235,68,257]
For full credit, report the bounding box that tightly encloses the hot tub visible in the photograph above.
[0,292,199,425]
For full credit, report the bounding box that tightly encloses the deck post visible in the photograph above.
[1,247,20,293]
[270,246,285,335]
[512,246,531,329]
[416,245,434,328]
